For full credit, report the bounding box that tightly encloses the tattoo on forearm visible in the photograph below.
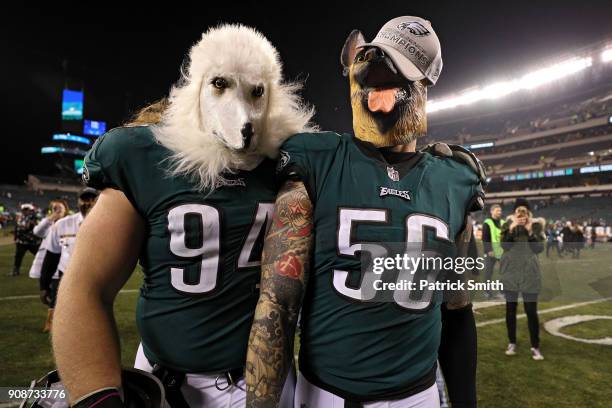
[246,181,313,407]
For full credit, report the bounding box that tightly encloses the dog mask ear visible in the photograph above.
[341,29,366,76]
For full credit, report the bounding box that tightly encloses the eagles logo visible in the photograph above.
[82,162,90,183]
[397,21,430,36]
[214,178,246,188]
[379,186,411,201]
[277,150,290,172]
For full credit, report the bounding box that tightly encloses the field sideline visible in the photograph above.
[1,243,611,407]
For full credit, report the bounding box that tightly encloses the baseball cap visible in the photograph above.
[358,16,443,86]
[21,203,35,211]
[79,187,99,199]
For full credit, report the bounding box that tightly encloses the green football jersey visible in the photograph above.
[84,126,276,373]
[277,132,482,400]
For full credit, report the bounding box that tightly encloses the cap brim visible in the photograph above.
[358,42,426,83]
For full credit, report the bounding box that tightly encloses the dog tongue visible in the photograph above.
[368,88,398,113]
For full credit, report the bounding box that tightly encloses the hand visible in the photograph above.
[487,251,495,257]
[49,205,64,222]
[40,290,51,305]
[515,216,528,227]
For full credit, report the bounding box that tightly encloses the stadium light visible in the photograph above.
[52,133,91,145]
[519,57,592,89]
[428,56,593,113]
[602,49,612,63]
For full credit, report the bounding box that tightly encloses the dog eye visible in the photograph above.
[355,52,365,63]
[252,86,265,98]
[212,77,228,89]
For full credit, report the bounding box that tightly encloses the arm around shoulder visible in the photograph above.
[246,180,314,408]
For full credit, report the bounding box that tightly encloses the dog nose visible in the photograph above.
[364,47,385,62]
[241,123,254,149]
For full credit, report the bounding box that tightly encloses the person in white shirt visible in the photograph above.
[39,188,98,332]
[30,199,70,332]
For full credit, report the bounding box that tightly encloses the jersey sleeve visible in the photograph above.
[276,132,342,200]
[83,126,152,214]
[83,129,123,191]
[33,217,53,238]
[469,181,485,213]
[446,153,486,217]
[45,221,62,254]
[276,133,311,184]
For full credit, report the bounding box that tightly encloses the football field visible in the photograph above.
[1,243,611,407]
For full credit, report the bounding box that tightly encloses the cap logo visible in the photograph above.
[397,21,430,36]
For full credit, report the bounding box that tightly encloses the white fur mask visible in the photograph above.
[153,24,315,190]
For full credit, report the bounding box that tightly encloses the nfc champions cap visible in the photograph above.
[358,16,443,86]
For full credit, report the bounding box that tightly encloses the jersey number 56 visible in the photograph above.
[334,208,451,312]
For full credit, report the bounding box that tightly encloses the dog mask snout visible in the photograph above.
[241,122,254,149]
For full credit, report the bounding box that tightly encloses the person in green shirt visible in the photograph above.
[482,204,504,298]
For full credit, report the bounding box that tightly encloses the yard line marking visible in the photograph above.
[473,301,503,311]
[0,289,139,301]
[477,296,612,327]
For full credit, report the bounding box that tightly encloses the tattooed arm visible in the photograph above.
[246,180,313,408]
[439,216,477,408]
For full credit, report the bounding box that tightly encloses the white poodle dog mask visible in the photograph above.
[154,24,314,190]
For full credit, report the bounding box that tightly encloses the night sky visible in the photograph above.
[2,2,611,184]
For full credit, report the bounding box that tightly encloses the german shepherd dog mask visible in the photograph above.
[341,30,428,147]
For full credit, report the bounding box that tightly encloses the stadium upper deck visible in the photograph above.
[425,41,612,200]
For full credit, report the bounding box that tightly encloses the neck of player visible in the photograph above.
[385,139,417,153]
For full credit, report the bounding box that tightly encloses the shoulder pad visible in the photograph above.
[283,131,342,150]
[420,142,488,185]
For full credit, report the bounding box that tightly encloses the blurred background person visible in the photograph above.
[560,220,573,256]
[500,198,546,361]
[571,224,585,258]
[39,188,98,332]
[545,223,562,258]
[590,223,597,249]
[29,199,70,332]
[11,203,41,276]
[482,204,504,298]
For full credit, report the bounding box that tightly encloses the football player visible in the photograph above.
[52,25,313,408]
[246,17,485,408]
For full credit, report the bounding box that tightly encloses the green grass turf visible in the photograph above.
[0,247,142,387]
[1,244,611,407]
[558,316,612,340]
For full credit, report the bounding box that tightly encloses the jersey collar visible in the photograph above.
[351,134,424,181]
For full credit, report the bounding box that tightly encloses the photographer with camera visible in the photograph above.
[500,198,546,361]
